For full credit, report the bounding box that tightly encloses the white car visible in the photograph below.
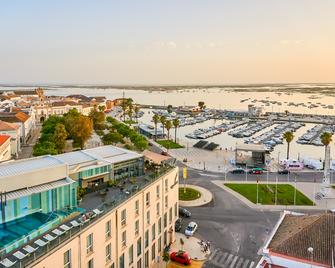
[185,221,198,236]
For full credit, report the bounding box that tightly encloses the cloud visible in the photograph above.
[167,41,177,48]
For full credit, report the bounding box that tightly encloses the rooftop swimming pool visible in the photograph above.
[0,208,84,254]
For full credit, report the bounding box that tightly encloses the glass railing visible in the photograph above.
[0,165,175,268]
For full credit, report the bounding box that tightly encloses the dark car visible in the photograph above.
[278,169,290,174]
[179,207,191,218]
[175,218,182,232]
[230,168,245,174]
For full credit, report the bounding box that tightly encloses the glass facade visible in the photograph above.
[1,183,77,223]
[113,158,144,180]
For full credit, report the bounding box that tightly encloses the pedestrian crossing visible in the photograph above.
[205,248,255,268]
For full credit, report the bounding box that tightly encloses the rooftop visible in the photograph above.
[267,212,335,267]
[0,120,19,131]
[0,135,10,146]
[0,112,30,123]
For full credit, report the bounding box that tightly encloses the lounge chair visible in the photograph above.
[23,245,38,254]
[34,239,48,247]
[70,220,81,227]
[52,228,64,236]
[60,224,72,231]
[0,258,17,267]
[43,234,56,242]
[93,208,104,215]
[13,250,27,260]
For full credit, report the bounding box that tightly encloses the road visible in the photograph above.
[175,163,326,267]
[18,125,41,159]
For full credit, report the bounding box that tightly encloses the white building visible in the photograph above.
[0,135,11,162]
[0,120,21,157]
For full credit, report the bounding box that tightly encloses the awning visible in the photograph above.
[3,178,75,201]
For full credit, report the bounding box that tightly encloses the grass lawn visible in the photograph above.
[157,139,184,149]
[224,183,314,206]
[179,187,201,201]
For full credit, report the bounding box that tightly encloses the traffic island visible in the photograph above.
[179,184,213,207]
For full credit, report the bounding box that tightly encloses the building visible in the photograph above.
[0,146,178,268]
[0,121,21,157]
[0,112,34,144]
[260,211,335,268]
[138,123,165,139]
[248,104,264,117]
[0,135,11,162]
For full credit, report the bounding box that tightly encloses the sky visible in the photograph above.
[0,0,334,85]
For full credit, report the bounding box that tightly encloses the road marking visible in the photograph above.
[199,173,220,177]
[242,259,250,268]
[236,257,245,268]
[209,249,219,261]
[230,255,239,267]
[249,261,255,268]
[216,252,228,263]
[224,254,234,266]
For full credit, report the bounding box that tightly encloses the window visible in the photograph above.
[135,200,139,215]
[174,202,178,217]
[146,211,150,225]
[165,179,168,192]
[158,218,161,234]
[164,231,167,246]
[156,185,160,198]
[121,209,126,226]
[105,220,111,239]
[137,238,142,256]
[129,245,134,265]
[87,259,94,268]
[105,244,111,263]
[169,207,172,224]
[137,259,142,268]
[151,243,156,261]
[164,213,167,228]
[158,237,161,253]
[119,254,125,268]
[146,192,150,206]
[152,224,156,241]
[145,251,149,268]
[145,230,149,248]
[121,231,126,247]
[156,202,160,216]
[63,249,71,268]
[135,220,139,236]
[86,233,93,254]
[165,196,168,208]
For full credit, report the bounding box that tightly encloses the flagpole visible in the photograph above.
[256,177,259,205]
[313,177,316,205]
[294,175,297,206]
[275,175,278,205]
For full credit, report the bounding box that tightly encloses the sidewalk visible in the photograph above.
[179,184,213,207]
[213,180,335,211]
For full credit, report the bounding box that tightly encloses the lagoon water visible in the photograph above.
[3,84,335,161]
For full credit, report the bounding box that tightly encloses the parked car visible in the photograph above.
[185,221,198,236]
[175,218,182,232]
[179,207,191,218]
[170,251,192,265]
[249,168,263,174]
[230,168,245,174]
[278,169,290,175]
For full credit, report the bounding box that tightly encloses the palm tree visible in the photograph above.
[165,120,172,141]
[198,101,205,110]
[320,132,332,170]
[127,103,133,124]
[172,118,180,143]
[121,99,128,122]
[152,114,160,141]
[134,105,140,123]
[160,115,166,137]
[283,131,294,159]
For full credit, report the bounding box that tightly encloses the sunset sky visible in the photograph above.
[1,0,334,85]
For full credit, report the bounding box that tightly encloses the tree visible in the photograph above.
[165,120,172,141]
[321,132,333,170]
[162,251,170,268]
[68,115,93,149]
[180,238,184,251]
[160,116,166,137]
[98,105,105,112]
[33,141,58,156]
[41,115,65,135]
[89,108,105,130]
[127,103,133,124]
[172,118,180,143]
[53,123,68,153]
[167,104,173,114]
[283,131,294,159]
[134,105,140,123]
[102,132,123,145]
[152,114,160,141]
[198,101,205,110]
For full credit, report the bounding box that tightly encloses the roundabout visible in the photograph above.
[179,184,213,207]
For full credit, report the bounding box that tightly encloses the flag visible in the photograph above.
[183,167,187,179]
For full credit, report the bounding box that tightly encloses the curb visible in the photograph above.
[179,184,213,207]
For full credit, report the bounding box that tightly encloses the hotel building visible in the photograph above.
[0,145,179,268]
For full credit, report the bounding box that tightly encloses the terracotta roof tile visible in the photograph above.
[0,135,10,146]
[0,120,19,130]
[269,213,335,266]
